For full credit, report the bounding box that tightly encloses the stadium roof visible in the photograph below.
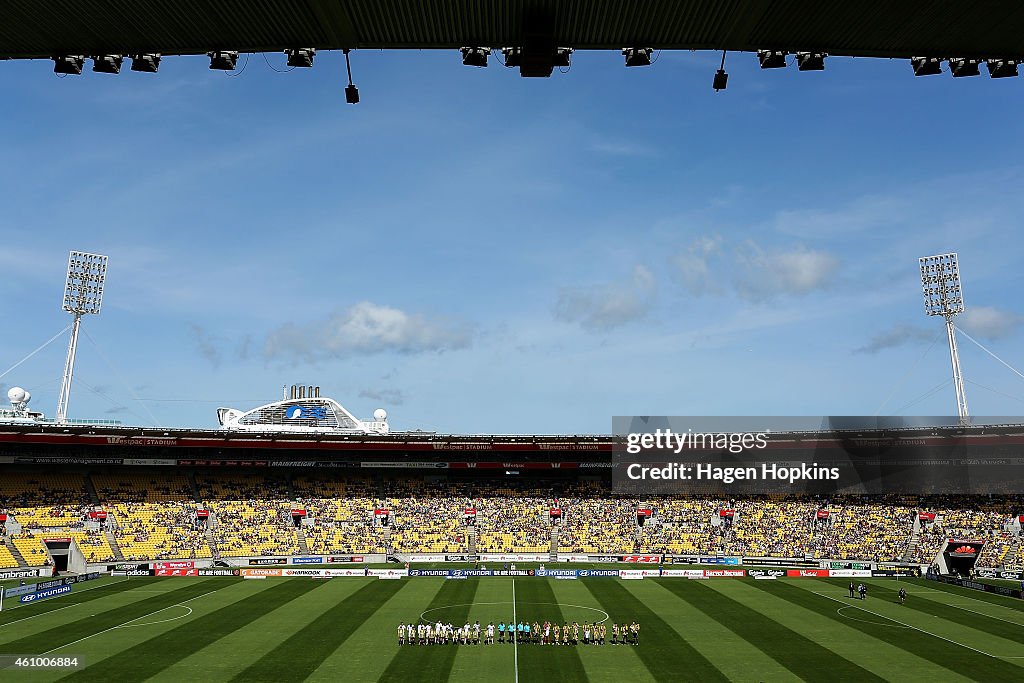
[2,0,1024,62]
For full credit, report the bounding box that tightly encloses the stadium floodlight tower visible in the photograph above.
[55,251,108,424]
[919,253,968,424]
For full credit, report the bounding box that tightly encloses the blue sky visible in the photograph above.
[2,49,1024,434]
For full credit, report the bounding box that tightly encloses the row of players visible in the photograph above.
[398,620,641,645]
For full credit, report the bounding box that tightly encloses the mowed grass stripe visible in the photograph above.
[699,578,966,682]
[379,578,480,683]
[0,577,165,628]
[890,580,1024,624]
[756,580,1024,680]
[663,580,884,682]
[514,579,587,683]
[894,578,1024,613]
[231,579,408,683]
[584,579,728,683]
[0,578,222,655]
[61,579,323,681]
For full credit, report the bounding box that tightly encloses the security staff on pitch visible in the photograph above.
[849,582,855,598]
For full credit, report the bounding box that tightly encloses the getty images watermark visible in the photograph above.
[612,416,1024,495]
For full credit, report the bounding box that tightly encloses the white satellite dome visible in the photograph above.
[373,408,388,421]
[7,387,26,404]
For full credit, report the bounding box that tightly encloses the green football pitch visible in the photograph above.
[1,574,1022,682]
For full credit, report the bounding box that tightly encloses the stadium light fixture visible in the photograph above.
[285,48,316,68]
[986,59,1018,78]
[208,51,239,71]
[949,58,981,77]
[553,48,573,68]
[52,55,85,75]
[919,253,969,424]
[713,50,728,92]
[343,49,359,104]
[757,50,787,69]
[622,48,653,67]
[460,47,490,67]
[911,57,943,76]
[92,55,123,74]
[796,52,826,71]
[57,251,108,424]
[130,54,161,73]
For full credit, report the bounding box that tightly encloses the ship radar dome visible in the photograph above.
[373,408,387,421]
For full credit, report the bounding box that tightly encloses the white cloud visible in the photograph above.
[264,302,473,361]
[960,306,1024,340]
[359,388,406,405]
[671,235,723,295]
[554,266,656,331]
[854,324,936,354]
[734,243,840,302]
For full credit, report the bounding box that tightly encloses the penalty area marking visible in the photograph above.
[810,589,1024,659]
[115,604,193,628]
[418,601,610,626]
[41,589,220,655]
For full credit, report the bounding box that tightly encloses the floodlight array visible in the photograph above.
[63,251,108,315]
[919,253,964,317]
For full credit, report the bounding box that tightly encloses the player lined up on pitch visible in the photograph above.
[397,620,641,645]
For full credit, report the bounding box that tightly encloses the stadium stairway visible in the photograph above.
[104,529,125,561]
[295,527,309,554]
[550,527,559,561]
[467,526,476,555]
[5,538,30,568]
[83,473,101,505]
[902,531,920,562]
[204,517,219,558]
[186,471,202,501]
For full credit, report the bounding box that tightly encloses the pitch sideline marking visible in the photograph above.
[41,589,220,655]
[835,605,910,629]
[809,589,1024,659]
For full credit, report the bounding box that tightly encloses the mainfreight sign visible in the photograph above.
[20,584,72,603]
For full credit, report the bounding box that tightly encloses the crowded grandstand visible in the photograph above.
[1,464,1020,572]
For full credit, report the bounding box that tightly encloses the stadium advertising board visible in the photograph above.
[748,569,786,579]
[153,561,194,570]
[703,569,745,578]
[659,569,707,578]
[479,554,549,562]
[198,569,238,576]
[872,567,921,577]
[0,568,46,580]
[828,569,872,578]
[745,557,818,567]
[155,569,199,576]
[619,570,645,580]
[699,557,741,565]
[327,556,363,563]
[929,573,1023,599]
[292,557,324,564]
[241,569,283,577]
[787,569,831,578]
[444,555,477,562]
[821,561,871,570]
[107,563,150,572]
[20,584,72,603]
[249,558,287,565]
[621,555,662,563]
